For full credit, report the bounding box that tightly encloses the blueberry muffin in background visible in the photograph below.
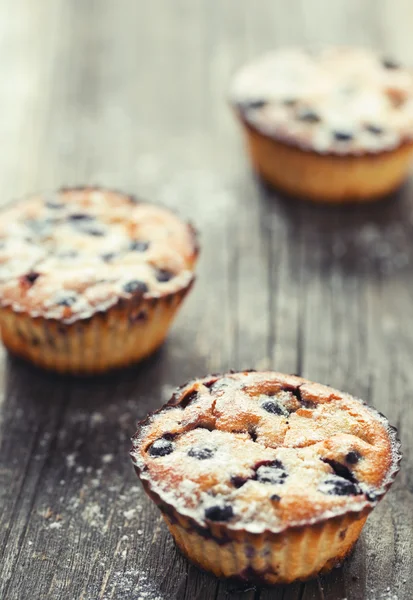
[0,187,198,374]
[230,47,413,203]
[131,371,401,585]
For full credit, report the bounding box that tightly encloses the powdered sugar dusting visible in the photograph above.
[132,371,399,532]
[66,452,77,469]
[123,508,136,521]
[101,568,165,600]
[102,453,114,464]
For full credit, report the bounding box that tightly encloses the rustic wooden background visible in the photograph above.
[1,1,413,599]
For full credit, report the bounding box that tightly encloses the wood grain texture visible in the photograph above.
[0,1,412,598]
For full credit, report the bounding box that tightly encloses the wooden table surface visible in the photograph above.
[1,1,413,599]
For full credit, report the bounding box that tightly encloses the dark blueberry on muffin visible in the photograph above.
[256,460,288,485]
[333,130,354,142]
[123,280,149,295]
[382,57,400,70]
[82,225,106,237]
[365,124,384,135]
[23,272,40,285]
[101,252,117,262]
[320,475,362,497]
[156,269,174,283]
[261,399,288,416]
[188,447,215,460]
[346,450,361,464]
[148,438,174,457]
[205,505,234,522]
[68,213,95,221]
[129,240,150,252]
[56,293,78,307]
[238,100,267,111]
[296,108,321,123]
[231,475,248,488]
[179,389,200,408]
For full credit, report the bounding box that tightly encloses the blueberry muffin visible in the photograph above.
[0,187,198,374]
[130,371,401,584]
[230,47,413,202]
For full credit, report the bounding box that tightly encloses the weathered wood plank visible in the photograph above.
[1,1,413,599]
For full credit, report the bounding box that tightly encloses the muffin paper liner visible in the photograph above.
[237,115,413,203]
[163,510,367,584]
[0,279,194,374]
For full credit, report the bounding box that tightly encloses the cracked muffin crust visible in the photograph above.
[131,371,401,584]
[0,187,198,373]
[230,47,413,202]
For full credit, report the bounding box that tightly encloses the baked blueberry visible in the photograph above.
[178,389,199,408]
[148,438,174,457]
[45,199,64,209]
[123,280,148,294]
[230,475,248,488]
[188,447,215,460]
[68,213,95,221]
[382,58,400,70]
[365,124,384,135]
[248,427,258,442]
[82,226,106,237]
[156,269,174,283]
[203,378,218,389]
[333,131,353,142]
[129,240,150,252]
[345,451,361,465]
[261,399,288,416]
[205,505,234,522]
[24,272,40,285]
[238,100,267,111]
[68,214,105,236]
[296,108,321,123]
[56,293,78,307]
[101,252,116,262]
[319,475,361,496]
[322,458,358,483]
[206,377,232,393]
[256,460,288,485]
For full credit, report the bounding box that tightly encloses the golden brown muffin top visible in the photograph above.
[230,47,413,155]
[0,188,198,323]
[131,371,401,534]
